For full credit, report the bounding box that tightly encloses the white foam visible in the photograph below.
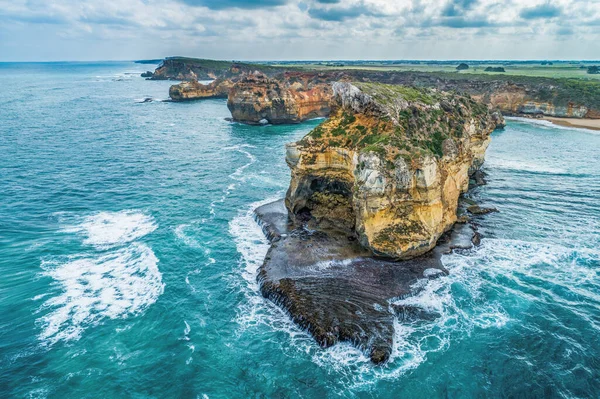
[486,158,567,174]
[227,197,525,387]
[506,116,600,134]
[183,321,191,338]
[38,243,164,346]
[229,197,274,292]
[62,211,157,248]
[174,224,203,249]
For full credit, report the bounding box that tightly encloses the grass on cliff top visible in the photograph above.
[287,62,600,81]
[163,57,294,75]
[353,82,439,106]
[301,84,491,163]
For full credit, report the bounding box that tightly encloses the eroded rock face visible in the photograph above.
[473,84,593,118]
[169,79,234,101]
[286,82,500,259]
[255,199,478,364]
[227,73,333,124]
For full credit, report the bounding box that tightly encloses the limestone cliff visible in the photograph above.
[226,73,333,124]
[285,82,500,259]
[169,79,234,101]
[147,57,283,81]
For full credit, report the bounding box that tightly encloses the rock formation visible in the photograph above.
[149,57,600,120]
[169,78,234,101]
[255,82,501,364]
[148,57,282,81]
[226,73,333,124]
[255,199,471,365]
[285,82,501,259]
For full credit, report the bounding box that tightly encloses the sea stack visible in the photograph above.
[227,72,333,124]
[255,81,502,364]
[169,78,234,101]
[286,82,500,259]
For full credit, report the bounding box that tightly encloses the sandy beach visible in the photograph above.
[543,116,600,131]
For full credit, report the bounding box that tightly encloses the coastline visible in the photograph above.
[542,116,600,131]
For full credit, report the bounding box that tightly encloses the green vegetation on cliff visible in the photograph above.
[302,82,494,165]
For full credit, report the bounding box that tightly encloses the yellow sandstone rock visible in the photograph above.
[285,82,502,259]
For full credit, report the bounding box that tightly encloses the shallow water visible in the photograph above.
[1,62,599,398]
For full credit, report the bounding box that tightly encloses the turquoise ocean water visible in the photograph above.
[1,62,599,398]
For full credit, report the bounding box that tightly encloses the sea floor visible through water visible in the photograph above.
[0,62,599,398]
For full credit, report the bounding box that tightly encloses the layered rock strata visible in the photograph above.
[255,199,479,364]
[169,78,234,101]
[285,82,500,259]
[147,57,282,81]
[151,57,600,119]
[226,73,333,124]
[254,82,501,364]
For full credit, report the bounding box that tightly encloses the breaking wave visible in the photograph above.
[61,210,157,248]
[37,210,163,346]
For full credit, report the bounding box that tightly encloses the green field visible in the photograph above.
[274,62,600,80]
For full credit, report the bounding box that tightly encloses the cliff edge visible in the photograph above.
[226,73,333,124]
[285,82,501,259]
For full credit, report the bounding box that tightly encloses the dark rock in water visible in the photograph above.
[254,199,477,365]
[470,169,487,187]
[141,97,153,103]
[391,304,441,322]
[467,205,498,215]
[141,71,153,78]
[471,231,482,246]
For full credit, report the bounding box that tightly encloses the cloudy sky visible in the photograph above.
[0,0,598,61]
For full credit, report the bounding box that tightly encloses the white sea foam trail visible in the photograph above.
[506,116,600,135]
[61,210,157,248]
[39,243,163,345]
[38,210,162,346]
[229,198,273,293]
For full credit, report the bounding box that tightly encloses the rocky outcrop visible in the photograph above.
[169,78,234,101]
[226,73,333,124]
[285,82,501,259]
[148,57,283,81]
[147,57,600,119]
[256,198,480,364]
[363,73,600,120]
[472,84,594,118]
[254,82,500,364]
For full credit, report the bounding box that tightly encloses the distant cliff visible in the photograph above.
[226,73,333,124]
[285,82,502,259]
[362,72,600,119]
[169,78,234,101]
[254,82,501,364]
[144,57,285,81]
[152,57,600,120]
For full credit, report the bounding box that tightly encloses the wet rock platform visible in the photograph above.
[254,199,478,364]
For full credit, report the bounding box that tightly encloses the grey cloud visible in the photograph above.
[307,2,383,21]
[177,0,288,9]
[441,0,478,17]
[436,16,494,28]
[520,3,561,19]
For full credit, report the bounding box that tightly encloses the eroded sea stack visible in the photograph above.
[286,82,500,259]
[255,82,502,364]
[227,73,333,124]
[169,78,234,101]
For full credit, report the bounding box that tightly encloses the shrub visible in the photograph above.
[484,67,506,73]
[456,63,469,71]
